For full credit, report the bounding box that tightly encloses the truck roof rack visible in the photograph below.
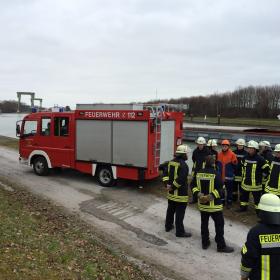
[76,103,188,112]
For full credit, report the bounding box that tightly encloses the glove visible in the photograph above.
[199,194,213,204]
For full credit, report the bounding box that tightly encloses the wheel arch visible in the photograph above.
[28,150,52,168]
[93,164,117,179]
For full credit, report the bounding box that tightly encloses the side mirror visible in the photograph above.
[16,121,22,137]
[16,124,20,135]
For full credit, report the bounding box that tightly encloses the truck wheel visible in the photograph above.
[33,156,49,176]
[97,166,115,187]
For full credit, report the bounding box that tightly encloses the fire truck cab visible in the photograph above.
[16,104,183,186]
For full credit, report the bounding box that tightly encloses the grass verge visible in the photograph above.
[0,136,18,150]
[0,178,151,280]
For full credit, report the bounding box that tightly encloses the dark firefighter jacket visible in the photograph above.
[241,154,270,192]
[162,157,189,203]
[234,148,248,182]
[208,148,220,173]
[261,149,274,164]
[241,222,280,280]
[261,149,274,185]
[191,146,211,177]
[191,167,224,212]
[265,157,280,196]
[209,148,218,161]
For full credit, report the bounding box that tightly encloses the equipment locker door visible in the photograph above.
[160,120,175,164]
[76,120,112,162]
[112,121,148,167]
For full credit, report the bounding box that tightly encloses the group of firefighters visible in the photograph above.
[162,137,280,280]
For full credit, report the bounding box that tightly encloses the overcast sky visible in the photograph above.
[0,0,279,108]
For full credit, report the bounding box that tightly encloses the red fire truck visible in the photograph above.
[16,104,183,186]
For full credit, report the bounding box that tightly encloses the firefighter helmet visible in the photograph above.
[207,139,217,147]
[221,139,230,146]
[235,138,246,146]
[259,140,271,148]
[274,144,280,152]
[175,145,189,154]
[196,137,206,145]
[257,193,280,225]
[247,140,259,150]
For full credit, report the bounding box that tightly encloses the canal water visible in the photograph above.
[0,113,26,138]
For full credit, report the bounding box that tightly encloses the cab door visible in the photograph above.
[20,118,40,160]
[37,114,74,168]
[52,115,74,167]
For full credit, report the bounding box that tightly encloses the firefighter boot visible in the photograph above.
[217,245,234,253]
[176,232,192,238]
[202,241,211,250]
[165,225,174,232]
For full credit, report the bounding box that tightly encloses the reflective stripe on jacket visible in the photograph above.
[234,148,248,182]
[241,154,270,192]
[261,149,274,185]
[192,167,223,212]
[162,157,189,203]
[241,222,280,280]
[265,158,280,196]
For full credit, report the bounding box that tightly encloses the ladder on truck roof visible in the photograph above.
[147,106,164,168]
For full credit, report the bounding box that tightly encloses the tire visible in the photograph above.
[96,166,116,187]
[33,156,49,176]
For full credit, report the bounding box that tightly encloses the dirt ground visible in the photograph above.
[0,145,254,280]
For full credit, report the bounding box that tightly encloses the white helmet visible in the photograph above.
[207,139,217,147]
[196,136,206,145]
[235,138,246,146]
[257,193,280,225]
[247,140,259,150]
[175,144,189,154]
[259,140,271,148]
[274,144,280,152]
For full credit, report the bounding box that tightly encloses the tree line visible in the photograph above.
[2,85,280,118]
[152,85,280,119]
[0,100,31,113]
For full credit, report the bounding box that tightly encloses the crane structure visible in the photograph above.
[17,92,43,112]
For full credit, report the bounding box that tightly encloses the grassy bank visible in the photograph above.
[0,178,151,280]
[184,116,280,128]
[0,136,18,150]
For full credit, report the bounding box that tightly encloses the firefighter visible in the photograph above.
[240,193,280,280]
[217,139,238,209]
[192,155,234,253]
[259,141,274,163]
[259,141,274,191]
[233,139,248,202]
[238,140,270,212]
[190,137,210,203]
[162,145,192,238]
[265,144,280,197]
[192,137,210,175]
[207,139,218,160]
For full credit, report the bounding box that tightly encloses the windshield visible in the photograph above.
[23,120,37,137]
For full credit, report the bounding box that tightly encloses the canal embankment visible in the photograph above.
[183,123,280,146]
